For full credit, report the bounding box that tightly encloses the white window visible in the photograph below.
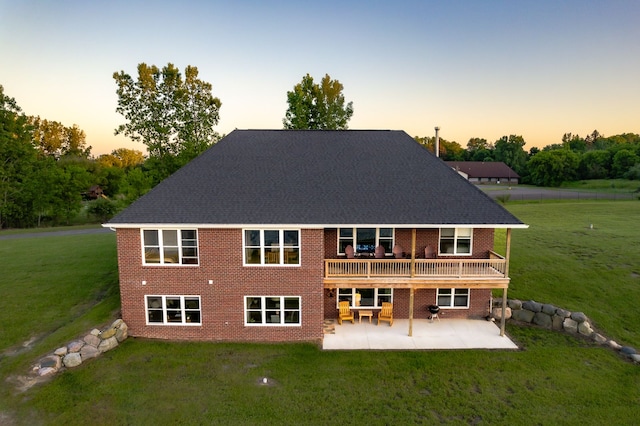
[245,296,301,326]
[337,288,392,308]
[439,228,472,255]
[243,229,300,266]
[436,288,470,308]
[146,295,201,325]
[142,229,199,265]
[338,228,394,255]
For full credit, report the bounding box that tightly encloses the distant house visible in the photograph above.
[445,161,520,185]
[105,130,527,344]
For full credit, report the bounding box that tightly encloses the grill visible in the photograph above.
[428,305,440,315]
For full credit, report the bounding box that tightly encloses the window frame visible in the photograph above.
[244,296,301,326]
[145,295,202,325]
[436,288,470,309]
[242,229,300,266]
[438,227,472,256]
[141,229,199,266]
[337,288,393,309]
[337,227,394,255]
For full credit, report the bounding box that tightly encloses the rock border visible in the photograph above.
[493,299,639,364]
[33,319,128,378]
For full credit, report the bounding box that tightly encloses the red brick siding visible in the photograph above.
[117,227,496,342]
[117,228,324,343]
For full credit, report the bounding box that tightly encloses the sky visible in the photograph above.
[1,0,639,155]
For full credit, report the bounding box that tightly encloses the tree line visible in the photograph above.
[1,64,638,229]
[415,130,640,186]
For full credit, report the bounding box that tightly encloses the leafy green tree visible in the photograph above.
[493,135,528,175]
[87,197,119,222]
[283,73,354,130]
[113,63,222,180]
[414,136,465,160]
[30,118,91,158]
[528,149,580,186]
[0,85,38,228]
[611,149,639,178]
[578,150,611,179]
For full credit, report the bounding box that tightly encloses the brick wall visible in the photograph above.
[117,228,325,343]
[117,227,497,342]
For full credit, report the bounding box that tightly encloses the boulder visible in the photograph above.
[492,307,511,320]
[541,304,557,315]
[522,300,542,313]
[63,352,82,368]
[512,309,535,323]
[68,340,85,353]
[620,346,637,356]
[571,312,588,323]
[551,314,565,330]
[630,354,640,364]
[111,319,124,329]
[39,355,61,370]
[80,344,100,360]
[115,327,128,342]
[533,312,552,328]
[507,299,522,310]
[578,321,593,336]
[608,340,622,350]
[38,367,57,377]
[90,328,101,336]
[54,346,68,357]
[83,333,101,347]
[563,318,578,333]
[555,308,571,318]
[98,336,118,353]
[592,333,607,344]
[100,327,117,339]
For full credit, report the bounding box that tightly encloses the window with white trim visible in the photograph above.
[338,228,394,255]
[146,295,201,325]
[436,288,470,308]
[337,288,392,308]
[439,228,472,255]
[245,296,301,325]
[243,229,300,265]
[142,229,199,265]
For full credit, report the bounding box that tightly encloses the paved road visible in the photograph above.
[480,185,635,201]
[0,227,112,240]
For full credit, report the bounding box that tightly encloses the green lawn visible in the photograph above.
[1,203,639,424]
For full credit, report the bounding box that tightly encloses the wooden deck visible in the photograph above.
[323,252,509,289]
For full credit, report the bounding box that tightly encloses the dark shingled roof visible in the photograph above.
[107,130,525,227]
[445,161,520,179]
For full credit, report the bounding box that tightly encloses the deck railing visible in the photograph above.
[324,253,506,279]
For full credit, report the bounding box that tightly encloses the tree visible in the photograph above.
[97,148,145,169]
[30,118,91,158]
[493,135,528,175]
[611,149,639,178]
[0,85,38,228]
[113,63,222,179]
[414,136,465,160]
[578,150,611,179]
[528,149,580,186]
[283,73,353,130]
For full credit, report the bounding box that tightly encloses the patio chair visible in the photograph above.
[338,301,355,325]
[345,245,355,259]
[377,302,393,326]
[374,245,385,258]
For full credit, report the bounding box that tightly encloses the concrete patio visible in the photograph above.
[322,319,519,350]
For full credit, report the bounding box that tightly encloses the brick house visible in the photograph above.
[105,130,526,344]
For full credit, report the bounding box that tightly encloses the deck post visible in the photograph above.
[500,287,507,336]
[410,228,416,277]
[408,287,415,336]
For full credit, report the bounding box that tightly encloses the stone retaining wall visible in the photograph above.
[493,299,639,363]
[34,319,128,377]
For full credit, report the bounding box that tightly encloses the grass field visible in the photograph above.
[1,202,639,424]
